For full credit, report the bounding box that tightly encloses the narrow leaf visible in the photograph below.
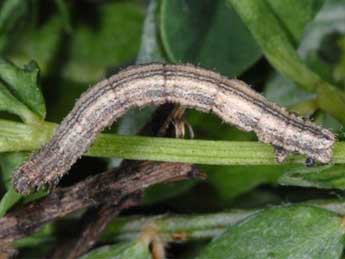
[279,164,345,189]
[0,188,21,217]
[0,152,27,215]
[227,0,345,124]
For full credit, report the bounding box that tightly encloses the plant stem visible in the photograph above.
[0,119,345,165]
[101,199,345,243]
[102,210,258,242]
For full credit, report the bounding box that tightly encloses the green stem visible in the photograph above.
[227,0,345,124]
[101,199,345,243]
[0,118,345,165]
[101,210,258,242]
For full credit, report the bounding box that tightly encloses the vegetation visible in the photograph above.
[1,0,345,258]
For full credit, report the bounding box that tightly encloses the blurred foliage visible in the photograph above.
[1,0,345,258]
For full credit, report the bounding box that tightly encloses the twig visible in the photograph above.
[50,193,143,258]
[0,162,204,243]
[0,241,17,259]
[51,104,190,257]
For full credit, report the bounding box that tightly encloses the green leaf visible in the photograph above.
[0,151,47,216]
[81,240,151,259]
[279,164,345,189]
[8,15,64,76]
[264,1,345,117]
[0,152,27,216]
[54,0,72,33]
[114,0,168,164]
[0,58,45,119]
[334,36,345,87]
[265,0,325,46]
[0,0,29,50]
[0,187,21,217]
[228,0,345,124]
[206,165,286,201]
[114,0,170,173]
[0,152,28,189]
[0,81,39,124]
[136,0,166,64]
[14,223,55,248]
[160,0,261,76]
[116,0,166,137]
[264,73,315,107]
[187,112,283,202]
[198,205,345,259]
[61,1,144,83]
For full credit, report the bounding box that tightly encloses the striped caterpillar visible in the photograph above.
[13,64,335,195]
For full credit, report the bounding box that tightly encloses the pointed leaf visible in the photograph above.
[0,58,45,119]
[279,164,345,189]
[0,152,27,216]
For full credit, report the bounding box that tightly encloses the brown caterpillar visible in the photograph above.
[12,64,335,194]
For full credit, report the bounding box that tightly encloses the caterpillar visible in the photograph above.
[12,63,335,194]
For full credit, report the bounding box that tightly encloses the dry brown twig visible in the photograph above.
[50,193,143,258]
[49,104,193,258]
[0,161,204,244]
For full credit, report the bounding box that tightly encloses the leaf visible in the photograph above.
[206,165,286,201]
[81,240,151,259]
[186,112,282,202]
[266,0,325,46]
[119,0,199,202]
[54,0,72,33]
[228,0,345,125]
[334,36,345,87]
[0,152,28,188]
[0,152,27,216]
[197,205,345,259]
[0,151,48,216]
[0,187,21,217]
[136,0,166,64]
[160,0,261,76]
[8,15,64,76]
[14,223,55,248]
[264,73,315,107]
[61,1,144,83]
[0,81,39,124]
[116,0,167,136]
[0,0,29,50]
[279,164,345,189]
[0,58,45,119]
[264,1,345,128]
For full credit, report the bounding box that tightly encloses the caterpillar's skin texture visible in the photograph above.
[12,64,335,194]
